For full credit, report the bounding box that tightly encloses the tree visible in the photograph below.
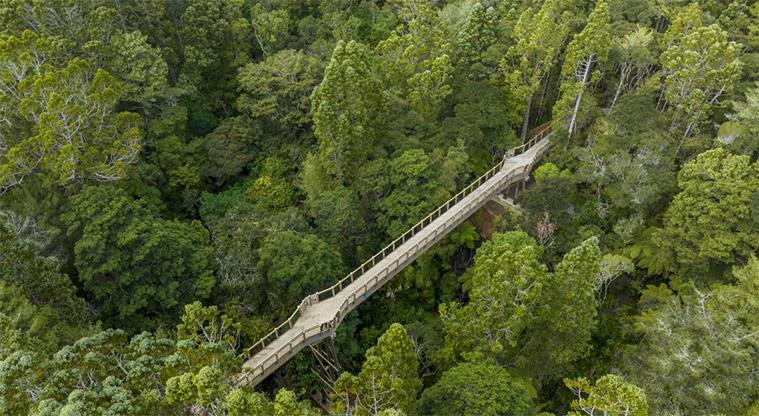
[0,280,87,415]
[357,146,467,239]
[457,3,499,79]
[0,309,43,415]
[729,82,759,156]
[176,302,241,353]
[448,78,519,170]
[101,30,169,113]
[417,361,537,416]
[565,374,648,416]
[541,235,603,365]
[37,329,176,416]
[554,0,612,138]
[165,302,246,415]
[574,92,677,226]
[203,116,257,185]
[309,186,367,262]
[249,4,291,58]
[178,0,250,110]
[225,387,317,416]
[64,185,215,329]
[376,0,454,119]
[271,389,319,416]
[659,3,702,50]
[502,0,570,141]
[515,165,577,252]
[660,21,742,138]
[441,232,602,379]
[257,230,343,312]
[311,40,384,185]
[143,105,206,212]
[247,174,296,212]
[205,206,263,297]
[0,281,73,351]
[0,32,142,193]
[332,323,422,416]
[0,213,85,321]
[624,257,759,415]
[237,49,322,139]
[654,148,759,278]
[609,26,655,108]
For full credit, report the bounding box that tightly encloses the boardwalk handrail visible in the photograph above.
[242,126,553,362]
[238,128,555,386]
[510,121,554,156]
[243,157,507,359]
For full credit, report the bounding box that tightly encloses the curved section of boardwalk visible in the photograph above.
[238,131,554,387]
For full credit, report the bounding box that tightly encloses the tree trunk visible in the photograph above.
[610,64,628,109]
[520,96,532,143]
[568,56,594,138]
[537,73,551,121]
[683,121,694,139]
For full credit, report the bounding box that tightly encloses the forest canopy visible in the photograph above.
[0,0,758,415]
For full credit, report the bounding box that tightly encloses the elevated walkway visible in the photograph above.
[238,127,554,387]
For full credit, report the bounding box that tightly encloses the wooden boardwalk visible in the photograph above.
[238,130,554,387]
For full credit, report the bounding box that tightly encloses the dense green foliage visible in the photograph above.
[1,0,757,414]
[417,361,536,416]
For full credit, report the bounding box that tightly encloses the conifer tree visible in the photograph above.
[554,0,611,138]
[332,323,421,416]
[502,0,570,141]
[457,3,498,79]
[311,40,384,185]
[377,0,454,119]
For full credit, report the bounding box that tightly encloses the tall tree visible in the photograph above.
[100,30,169,113]
[609,26,655,108]
[565,374,648,416]
[457,3,499,79]
[554,0,612,138]
[730,82,759,156]
[309,186,367,263]
[332,323,422,416]
[63,185,215,329]
[202,116,256,185]
[417,361,537,416]
[660,22,743,139]
[624,258,759,415]
[502,0,570,141]
[249,3,291,58]
[0,213,85,321]
[38,329,177,415]
[237,49,322,141]
[257,230,343,312]
[654,148,759,278]
[357,146,466,238]
[0,32,142,193]
[178,0,250,110]
[440,232,602,379]
[311,40,384,185]
[376,0,454,119]
[225,388,319,416]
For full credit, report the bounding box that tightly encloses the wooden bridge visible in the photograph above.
[238,125,555,387]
